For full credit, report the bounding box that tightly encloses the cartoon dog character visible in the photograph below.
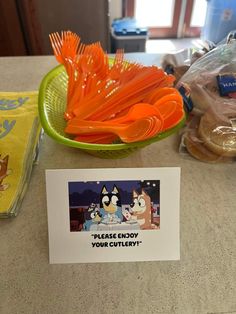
[130,189,153,230]
[0,155,11,191]
[83,203,102,231]
[100,185,123,224]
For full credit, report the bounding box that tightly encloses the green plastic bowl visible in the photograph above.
[38,64,186,159]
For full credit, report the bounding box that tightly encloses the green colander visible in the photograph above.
[38,64,186,159]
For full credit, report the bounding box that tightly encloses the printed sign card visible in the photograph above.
[45,167,180,264]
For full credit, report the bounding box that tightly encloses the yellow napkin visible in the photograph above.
[0,91,41,217]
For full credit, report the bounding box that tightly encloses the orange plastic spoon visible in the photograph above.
[70,102,163,126]
[162,108,185,130]
[154,100,178,120]
[74,133,117,144]
[144,87,180,104]
[65,117,162,143]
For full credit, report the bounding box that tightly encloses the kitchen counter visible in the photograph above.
[0,54,236,314]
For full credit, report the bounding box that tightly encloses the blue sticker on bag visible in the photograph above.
[217,73,236,96]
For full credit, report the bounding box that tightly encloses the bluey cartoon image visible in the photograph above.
[83,203,102,231]
[68,180,160,232]
[100,185,123,224]
[130,189,155,229]
[0,154,11,191]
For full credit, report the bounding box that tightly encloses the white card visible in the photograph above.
[45,167,180,264]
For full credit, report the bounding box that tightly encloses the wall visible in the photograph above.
[109,0,123,25]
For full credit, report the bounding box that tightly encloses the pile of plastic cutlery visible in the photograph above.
[49,31,185,144]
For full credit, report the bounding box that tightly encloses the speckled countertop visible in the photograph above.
[0,55,236,314]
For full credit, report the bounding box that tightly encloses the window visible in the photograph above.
[123,0,207,38]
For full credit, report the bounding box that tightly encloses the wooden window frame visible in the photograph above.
[123,0,182,38]
[182,0,202,37]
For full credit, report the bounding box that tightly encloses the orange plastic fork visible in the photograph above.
[108,49,125,80]
[85,67,169,121]
[66,43,110,117]
[49,31,82,70]
[49,31,85,119]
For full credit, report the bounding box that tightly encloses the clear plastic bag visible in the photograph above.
[161,40,217,85]
[177,40,236,163]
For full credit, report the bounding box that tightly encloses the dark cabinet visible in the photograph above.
[0,0,110,56]
[0,0,27,56]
